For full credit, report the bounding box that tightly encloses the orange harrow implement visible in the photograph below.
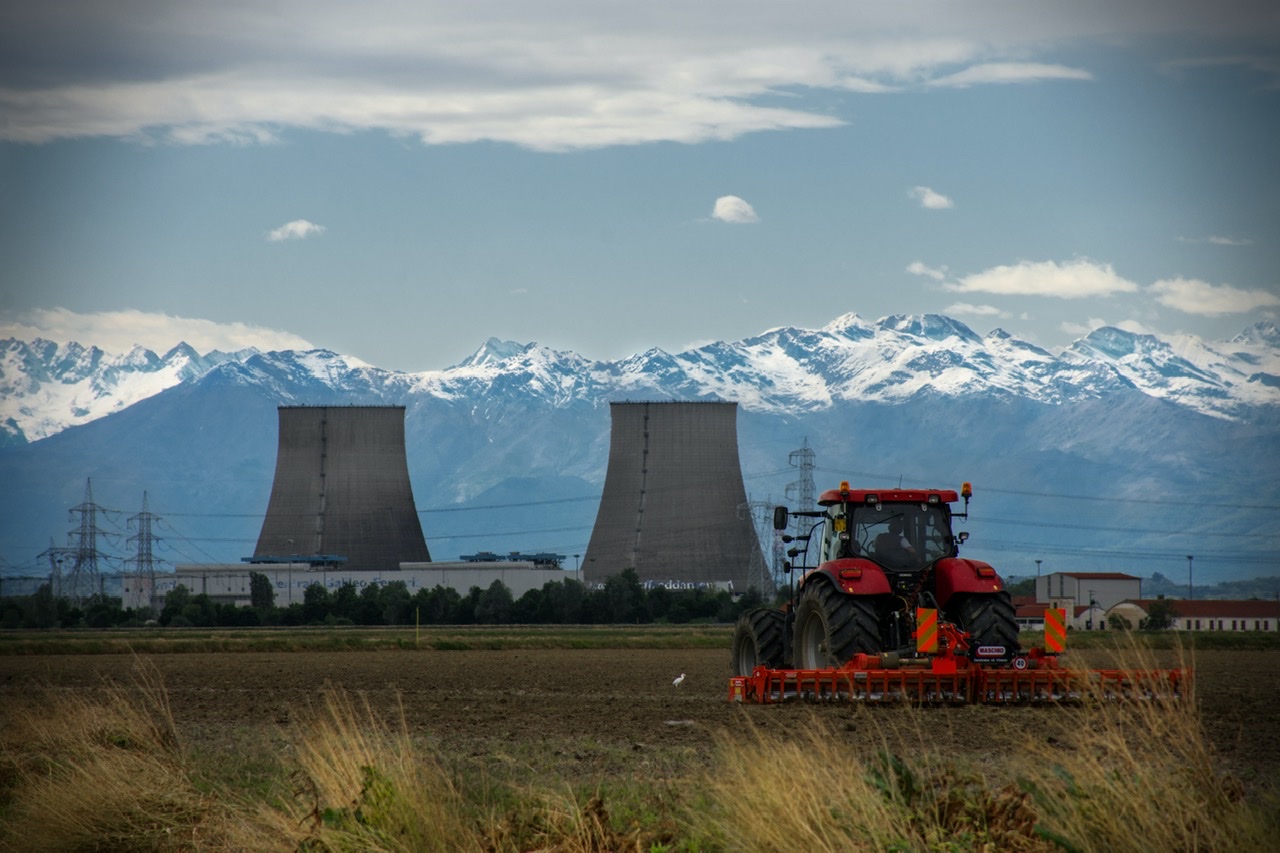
[728,612,1189,705]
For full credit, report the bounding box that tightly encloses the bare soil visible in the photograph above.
[2,647,1277,793]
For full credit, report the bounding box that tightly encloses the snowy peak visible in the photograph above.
[821,312,875,339]
[0,339,251,443]
[2,313,1278,445]
[877,313,983,345]
[454,337,535,368]
[1231,320,1280,347]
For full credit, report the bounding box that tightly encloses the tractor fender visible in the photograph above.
[802,559,892,596]
[933,557,1005,608]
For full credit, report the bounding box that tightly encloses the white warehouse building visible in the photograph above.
[122,561,580,610]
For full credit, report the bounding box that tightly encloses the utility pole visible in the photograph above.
[1187,555,1194,601]
[63,478,116,607]
[785,438,816,515]
[126,492,163,613]
[39,540,75,599]
[739,496,780,594]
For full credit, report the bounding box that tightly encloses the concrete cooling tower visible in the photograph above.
[253,406,430,571]
[583,401,770,593]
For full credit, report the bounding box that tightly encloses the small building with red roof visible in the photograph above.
[1106,599,1280,632]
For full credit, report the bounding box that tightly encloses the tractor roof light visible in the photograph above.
[840,480,850,496]
[865,493,879,504]
[927,493,940,504]
[961,482,973,499]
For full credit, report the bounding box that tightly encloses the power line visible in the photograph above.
[811,465,1274,511]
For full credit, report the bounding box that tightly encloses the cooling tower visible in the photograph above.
[253,406,430,571]
[583,401,770,592]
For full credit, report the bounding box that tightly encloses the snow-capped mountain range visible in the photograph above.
[4,313,1278,445]
[2,312,1277,584]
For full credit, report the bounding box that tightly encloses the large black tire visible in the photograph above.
[951,592,1020,653]
[731,608,788,676]
[792,581,881,669]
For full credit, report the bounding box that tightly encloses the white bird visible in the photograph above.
[672,673,686,686]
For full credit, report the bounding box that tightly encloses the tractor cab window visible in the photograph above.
[852,504,953,571]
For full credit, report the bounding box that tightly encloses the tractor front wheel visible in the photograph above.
[731,608,788,676]
[951,592,1020,653]
[793,581,881,669]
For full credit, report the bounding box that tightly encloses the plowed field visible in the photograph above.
[2,647,1277,792]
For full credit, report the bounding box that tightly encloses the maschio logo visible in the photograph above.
[974,645,1007,657]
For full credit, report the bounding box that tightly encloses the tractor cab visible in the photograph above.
[816,482,967,572]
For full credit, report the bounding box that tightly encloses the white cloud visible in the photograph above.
[944,302,1011,319]
[909,186,954,209]
[2,3,1232,150]
[1060,317,1108,336]
[926,62,1094,88]
[1149,277,1280,315]
[906,260,947,281]
[1061,317,1155,337]
[947,259,1140,298]
[0,308,314,355]
[1177,234,1253,246]
[268,219,326,241]
[712,195,760,224]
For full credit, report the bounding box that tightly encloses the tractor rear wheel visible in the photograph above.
[793,581,881,669]
[731,608,787,676]
[951,592,1020,653]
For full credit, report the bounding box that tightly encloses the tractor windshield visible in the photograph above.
[851,503,953,572]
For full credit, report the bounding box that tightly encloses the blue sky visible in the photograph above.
[2,1,1278,372]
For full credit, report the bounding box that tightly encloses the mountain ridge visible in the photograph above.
[4,314,1278,447]
[2,313,1277,584]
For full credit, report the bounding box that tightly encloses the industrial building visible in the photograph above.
[253,405,430,571]
[122,561,577,610]
[582,401,770,593]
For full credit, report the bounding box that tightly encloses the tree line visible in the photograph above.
[0,569,772,629]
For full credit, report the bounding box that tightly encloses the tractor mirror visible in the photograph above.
[957,531,970,544]
[772,506,789,530]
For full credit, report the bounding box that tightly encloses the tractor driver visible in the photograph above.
[874,517,916,568]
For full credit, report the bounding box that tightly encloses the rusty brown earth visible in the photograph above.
[2,647,1277,796]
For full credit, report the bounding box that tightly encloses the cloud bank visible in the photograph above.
[0,308,315,356]
[1150,277,1280,315]
[5,1,1243,150]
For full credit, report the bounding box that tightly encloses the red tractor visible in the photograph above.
[732,481,1020,675]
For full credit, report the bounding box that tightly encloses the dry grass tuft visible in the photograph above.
[0,659,247,852]
[690,711,1054,852]
[262,682,481,852]
[482,787,651,853]
[1013,642,1277,852]
[689,641,1277,852]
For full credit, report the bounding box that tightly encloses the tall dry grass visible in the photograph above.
[3,644,1276,852]
[0,665,652,853]
[690,712,1049,852]
[0,659,251,851]
[690,642,1277,853]
[267,685,650,852]
[257,683,481,852]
